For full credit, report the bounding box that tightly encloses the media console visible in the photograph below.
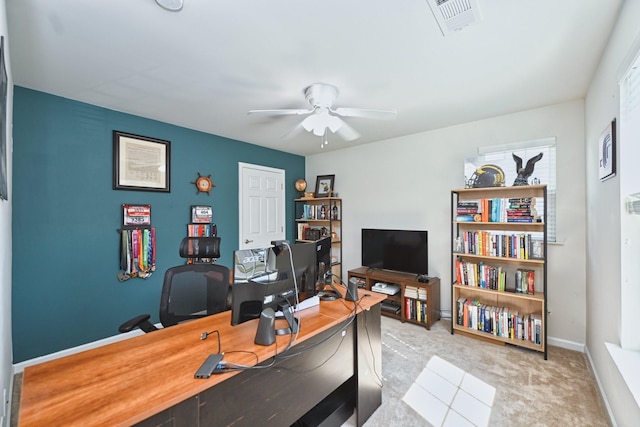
[348,267,440,330]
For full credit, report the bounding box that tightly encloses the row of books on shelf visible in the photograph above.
[187,223,217,237]
[405,285,427,300]
[405,297,428,324]
[456,298,542,345]
[456,230,542,259]
[455,257,536,294]
[299,203,340,221]
[456,197,540,223]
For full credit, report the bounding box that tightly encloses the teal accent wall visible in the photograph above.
[11,87,304,363]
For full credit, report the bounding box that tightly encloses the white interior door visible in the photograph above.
[239,163,285,249]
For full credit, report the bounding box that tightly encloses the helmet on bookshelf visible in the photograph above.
[469,164,505,188]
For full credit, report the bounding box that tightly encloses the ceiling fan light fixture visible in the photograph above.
[327,119,341,133]
[301,114,318,132]
[155,0,184,12]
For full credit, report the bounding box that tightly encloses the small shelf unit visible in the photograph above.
[294,197,342,280]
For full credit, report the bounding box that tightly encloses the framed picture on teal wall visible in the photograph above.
[113,130,171,192]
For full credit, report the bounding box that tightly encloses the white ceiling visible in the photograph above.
[6,0,623,156]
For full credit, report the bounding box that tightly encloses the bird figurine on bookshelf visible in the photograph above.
[512,153,543,186]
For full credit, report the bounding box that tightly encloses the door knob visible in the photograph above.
[244,239,253,244]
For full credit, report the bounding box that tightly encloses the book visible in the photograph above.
[457,298,466,325]
[297,222,308,240]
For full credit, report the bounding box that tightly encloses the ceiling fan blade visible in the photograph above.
[333,118,361,141]
[280,122,307,140]
[248,109,313,116]
[333,107,397,120]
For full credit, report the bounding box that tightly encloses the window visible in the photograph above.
[619,54,640,351]
[466,138,557,242]
[607,39,640,410]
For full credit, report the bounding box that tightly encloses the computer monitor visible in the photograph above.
[232,247,277,283]
[315,236,331,290]
[314,236,342,300]
[230,241,317,327]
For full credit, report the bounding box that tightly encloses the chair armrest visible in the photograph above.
[118,314,158,333]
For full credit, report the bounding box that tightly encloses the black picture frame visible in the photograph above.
[0,36,8,201]
[598,118,616,181]
[315,174,335,198]
[113,131,171,192]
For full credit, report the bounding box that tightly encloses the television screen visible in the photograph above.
[361,229,428,276]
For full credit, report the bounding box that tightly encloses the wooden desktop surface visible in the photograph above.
[18,289,385,427]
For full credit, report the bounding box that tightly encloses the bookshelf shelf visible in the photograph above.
[455,221,544,232]
[452,324,543,352]
[454,253,545,266]
[452,284,544,301]
[451,185,548,359]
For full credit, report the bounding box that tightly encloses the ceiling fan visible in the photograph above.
[248,83,396,146]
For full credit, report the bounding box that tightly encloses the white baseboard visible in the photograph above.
[439,310,452,320]
[586,346,617,427]
[12,326,155,373]
[547,336,584,352]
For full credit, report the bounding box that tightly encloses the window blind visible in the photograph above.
[476,138,557,242]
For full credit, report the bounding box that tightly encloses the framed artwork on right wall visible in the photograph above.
[599,118,616,181]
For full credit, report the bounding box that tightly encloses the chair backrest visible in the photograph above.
[159,263,230,327]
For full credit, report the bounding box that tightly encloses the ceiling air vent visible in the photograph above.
[426,0,482,36]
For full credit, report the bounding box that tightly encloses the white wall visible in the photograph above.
[585,0,640,425]
[0,0,12,424]
[306,99,587,347]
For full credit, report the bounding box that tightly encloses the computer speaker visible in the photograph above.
[254,308,276,346]
[345,279,359,302]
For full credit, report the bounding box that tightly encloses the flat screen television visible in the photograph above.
[361,229,428,276]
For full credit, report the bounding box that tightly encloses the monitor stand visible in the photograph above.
[275,302,300,335]
[317,278,343,301]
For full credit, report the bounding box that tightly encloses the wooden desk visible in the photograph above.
[18,289,386,427]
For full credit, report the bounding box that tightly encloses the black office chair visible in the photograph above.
[119,237,230,333]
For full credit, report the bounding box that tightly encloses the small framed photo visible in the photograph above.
[315,175,335,198]
[598,118,616,181]
[113,131,170,192]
